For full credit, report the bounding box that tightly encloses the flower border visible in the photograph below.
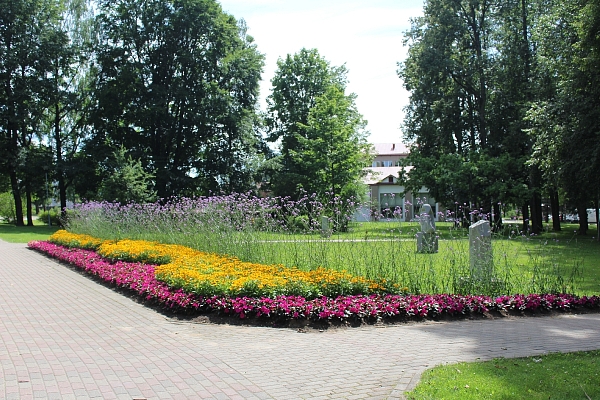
[28,241,600,324]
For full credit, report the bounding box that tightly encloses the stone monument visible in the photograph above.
[321,215,331,238]
[469,220,493,279]
[416,204,438,253]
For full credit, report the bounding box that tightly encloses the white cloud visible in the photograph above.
[219,0,425,143]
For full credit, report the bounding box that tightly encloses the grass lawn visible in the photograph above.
[0,222,60,243]
[406,350,600,400]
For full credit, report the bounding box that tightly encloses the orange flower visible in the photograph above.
[50,230,391,298]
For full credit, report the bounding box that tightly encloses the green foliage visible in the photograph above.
[526,0,600,235]
[0,192,17,223]
[407,351,600,400]
[98,147,157,204]
[267,48,372,205]
[295,85,371,202]
[38,209,62,226]
[0,0,71,225]
[91,0,265,198]
[399,0,535,215]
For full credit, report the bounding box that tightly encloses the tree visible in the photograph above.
[0,0,69,225]
[196,21,267,195]
[90,0,264,199]
[527,0,600,235]
[98,146,156,204]
[399,0,498,222]
[399,0,547,232]
[266,48,369,201]
[294,85,371,202]
[41,0,94,217]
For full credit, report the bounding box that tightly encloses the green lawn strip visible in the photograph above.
[406,350,600,400]
[0,222,60,243]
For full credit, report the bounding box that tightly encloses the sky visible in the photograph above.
[217,0,425,144]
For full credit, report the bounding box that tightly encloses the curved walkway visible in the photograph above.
[1,240,599,400]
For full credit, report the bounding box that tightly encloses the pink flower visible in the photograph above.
[28,241,600,324]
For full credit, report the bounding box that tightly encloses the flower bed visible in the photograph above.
[28,240,600,324]
[48,230,396,298]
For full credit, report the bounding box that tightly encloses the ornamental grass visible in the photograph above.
[48,230,396,299]
[61,195,589,297]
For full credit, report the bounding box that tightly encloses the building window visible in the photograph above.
[372,160,394,167]
[379,193,404,219]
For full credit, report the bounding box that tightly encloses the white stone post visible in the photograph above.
[321,216,331,237]
[469,220,493,280]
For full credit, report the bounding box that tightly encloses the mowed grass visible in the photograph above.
[406,350,600,400]
[0,222,60,243]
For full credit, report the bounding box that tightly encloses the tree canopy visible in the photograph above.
[266,48,371,203]
[399,0,600,233]
[91,0,265,199]
[0,0,70,225]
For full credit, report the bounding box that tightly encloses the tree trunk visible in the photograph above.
[9,169,24,226]
[492,202,502,232]
[530,192,543,234]
[54,102,67,217]
[25,180,33,226]
[550,188,561,231]
[521,203,529,233]
[529,164,543,234]
[577,202,588,235]
[595,198,600,242]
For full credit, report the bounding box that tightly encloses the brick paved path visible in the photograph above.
[1,239,600,399]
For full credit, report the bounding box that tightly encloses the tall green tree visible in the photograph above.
[196,20,267,195]
[489,0,547,233]
[294,85,371,201]
[399,0,547,231]
[41,0,94,216]
[266,48,368,201]
[0,0,68,225]
[399,0,498,222]
[527,0,600,235]
[91,0,264,198]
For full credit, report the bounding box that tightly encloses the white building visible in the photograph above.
[355,143,440,222]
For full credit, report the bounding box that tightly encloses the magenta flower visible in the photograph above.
[28,241,600,324]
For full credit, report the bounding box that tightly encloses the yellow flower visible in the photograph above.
[49,230,104,249]
[53,231,392,297]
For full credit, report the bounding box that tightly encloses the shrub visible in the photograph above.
[0,192,16,223]
[38,209,61,226]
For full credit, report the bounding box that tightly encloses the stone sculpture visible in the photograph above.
[416,204,438,253]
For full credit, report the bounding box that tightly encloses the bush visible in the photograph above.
[0,192,16,223]
[38,209,61,226]
[286,215,311,232]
